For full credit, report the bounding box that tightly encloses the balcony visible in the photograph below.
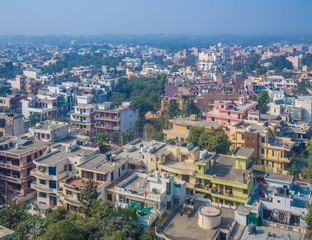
[95,124,120,131]
[31,183,57,194]
[0,174,21,184]
[95,116,120,122]
[30,170,69,181]
[63,196,82,207]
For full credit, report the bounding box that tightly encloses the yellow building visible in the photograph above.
[161,96,186,112]
[163,115,222,142]
[147,141,200,194]
[229,120,295,174]
[195,147,255,206]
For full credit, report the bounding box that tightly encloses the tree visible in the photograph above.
[198,129,230,154]
[0,202,29,230]
[257,90,270,113]
[28,112,45,127]
[287,163,301,178]
[42,219,87,240]
[251,94,257,101]
[182,99,200,116]
[79,179,100,211]
[14,214,47,240]
[293,81,311,95]
[187,126,205,146]
[92,132,111,153]
[167,100,180,118]
[302,203,312,239]
[303,53,312,68]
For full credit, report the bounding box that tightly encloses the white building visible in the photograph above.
[114,171,186,227]
[23,68,41,79]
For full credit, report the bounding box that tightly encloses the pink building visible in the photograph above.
[205,96,257,127]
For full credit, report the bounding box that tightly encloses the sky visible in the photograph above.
[0,0,311,36]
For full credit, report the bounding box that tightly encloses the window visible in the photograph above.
[68,164,72,171]
[97,173,107,182]
[27,155,32,163]
[277,200,281,203]
[228,119,230,123]
[182,175,190,183]
[111,172,114,181]
[107,194,112,201]
[48,167,56,176]
[49,180,56,189]
[261,138,265,143]
[40,179,46,185]
[261,148,264,154]
[81,171,93,179]
[122,164,125,170]
[64,165,67,171]
[243,189,248,194]
[228,112,230,116]
[166,182,171,195]
[39,192,47,198]
[272,150,274,156]
[241,134,245,140]
[66,190,72,195]
[27,168,31,175]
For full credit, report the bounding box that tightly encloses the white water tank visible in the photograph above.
[198,206,221,230]
[161,171,167,179]
[155,171,160,178]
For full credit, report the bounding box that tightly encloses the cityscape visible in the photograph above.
[0,1,312,240]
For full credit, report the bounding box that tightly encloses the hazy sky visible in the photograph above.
[1,0,311,36]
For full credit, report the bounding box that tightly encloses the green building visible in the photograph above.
[195,147,256,206]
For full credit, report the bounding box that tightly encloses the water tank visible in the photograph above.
[161,171,167,179]
[155,171,160,178]
[198,206,221,230]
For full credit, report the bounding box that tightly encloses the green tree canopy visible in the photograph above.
[257,90,270,113]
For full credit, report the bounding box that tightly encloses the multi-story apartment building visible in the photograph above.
[0,113,29,137]
[195,147,255,206]
[163,115,221,142]
[204,96,257,128]
[263,76,296,89]
[69,104,96,136]
[229,120,295,174]
[9,75,41,94]
[31,140,99,209]
[59,152,129,210]
[22,94,72,119]
[113,171,186,228]
[0,94,27,113]
[0,137,51,199]
[95,102,138,135]
[30,120,70,143]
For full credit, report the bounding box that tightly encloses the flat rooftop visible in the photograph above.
[0,225,14,239]
[68,178,104,188]
[158,201,234,240]
[205,155,252,183]
[238,225,302,240]
[0,138,50,155]
[121,175,158,195]
[31,120,68,131]
[171,117,221,128]
[233,121,267,133]
[233,147,254,157]
[265,172,294,183]
[35,145,96,165]
[160,160,195,172]
[77,154,128,173]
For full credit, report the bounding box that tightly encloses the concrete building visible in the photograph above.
[8,75,41,94]
[31,140,99,209]
[114,171,186,227]
[22,94,72,119]
[293,96,312,122]
[95,102,138,134]
[204,96,257,127]
[70,104,96,136]
[30,120,70,142]
[59,152,129,210]
[0,137,51,199]
[23,68,41,79]
[0,94,27,113]
[195,147,255,206]
[163,115,221,142]
[230,120,295,174]
[0,225,14,240]
[0,113,29,137]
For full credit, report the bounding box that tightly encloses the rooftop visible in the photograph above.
[205,155,253,183]
[158,200,234,240]
[0,225,14,239]
[30,120,69,131]
[34,145,96,165]
[233,147,254,158]
[265,172,294,183]
[171,117,221,128]
[77,154,128,174]
[160,160,196,172]
[0,138,50,156]
[68,178,104,188]
[120,174,157,195]
[233,121,267,133]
